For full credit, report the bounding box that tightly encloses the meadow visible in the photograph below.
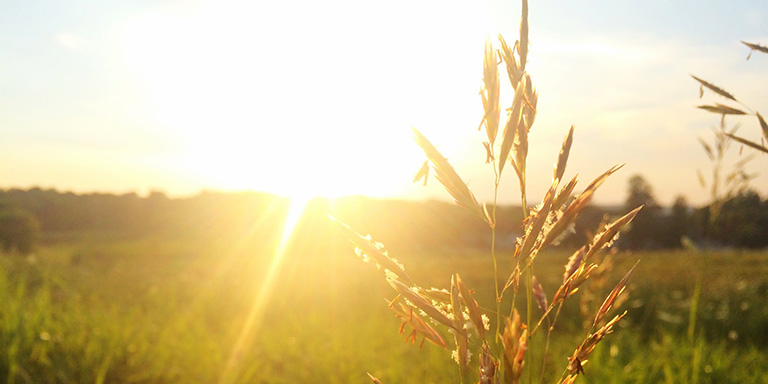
[0,218,766,383]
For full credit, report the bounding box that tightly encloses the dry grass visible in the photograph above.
[330,1,644,383]
[692,40,767,233]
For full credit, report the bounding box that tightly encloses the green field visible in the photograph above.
[0,229,767,383]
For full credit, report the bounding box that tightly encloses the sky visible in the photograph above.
[1,0,767,206]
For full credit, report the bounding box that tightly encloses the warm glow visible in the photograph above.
[220,195,309,383]
[118,0,495,200]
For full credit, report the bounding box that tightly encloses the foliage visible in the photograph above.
[623,175,662,249]
[705,191,768,249]
[0,209,40,255]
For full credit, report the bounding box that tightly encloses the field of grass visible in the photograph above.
[0,227,767,383]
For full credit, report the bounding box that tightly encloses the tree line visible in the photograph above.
[0,181,766,255]
[620,174,768,250]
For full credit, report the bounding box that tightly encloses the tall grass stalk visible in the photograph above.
[331,1,642,382]
[692,41,767,231]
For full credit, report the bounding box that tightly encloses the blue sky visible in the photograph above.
[1,0,767,206]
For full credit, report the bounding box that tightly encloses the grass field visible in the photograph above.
[0,227,767,383]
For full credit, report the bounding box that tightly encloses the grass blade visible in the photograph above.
[725,133,768,154]
[412,128,485,221]
[691,75,737,101]
[742,41,768,60]
[758,112,768,141]
[498,77,526,175]
[519,0,528,71]
[498,34,523,87]
[482,38,501,146]
[450,275,469,380]
[554,126,574,184]
[585,206,642,260]
[540,165,623,249]
[594,262,637,326]
[329,216,414,286]
[697,104,747,115]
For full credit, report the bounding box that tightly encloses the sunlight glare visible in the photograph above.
[118,0,496,200]
[220,195,309,383]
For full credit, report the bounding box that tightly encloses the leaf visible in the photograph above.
[725,133,768,154]
[691,75,737,101]
[697,104,746,115]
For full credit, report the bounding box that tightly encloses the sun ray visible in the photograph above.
[219,195,310,384]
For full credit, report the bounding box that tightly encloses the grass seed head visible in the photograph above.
[367,372,383,384]
[698,103,747,115]
[741,40,768,60]
[594,263,636,327]
[456,274,487,339]
[568,311,627,375]
[554,126,574,185]
[531,275,547,313]
[502,309,527,384]
[498,34,523,86]
[478,344,499,384]
[389,302,448,349]
[450,275,470,373]
[387,277,453,329]
[691,75,737,101]
[499,76,527,175]
[330,216,414,285]
[482,38,501,146]
[585,206,642,260]
[412,128,486,221]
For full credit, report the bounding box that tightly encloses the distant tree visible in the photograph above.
[708,190,768,248]
[659,196,690,248]
[0,209,41,255]
[623,175,661,249]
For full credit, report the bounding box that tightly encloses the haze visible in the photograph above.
[2,0,767,206]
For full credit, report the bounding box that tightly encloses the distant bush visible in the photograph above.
[0,209,41,255]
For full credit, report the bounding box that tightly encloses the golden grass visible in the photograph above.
[331,1,643,383]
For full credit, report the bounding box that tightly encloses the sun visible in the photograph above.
[118,0,497,200]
